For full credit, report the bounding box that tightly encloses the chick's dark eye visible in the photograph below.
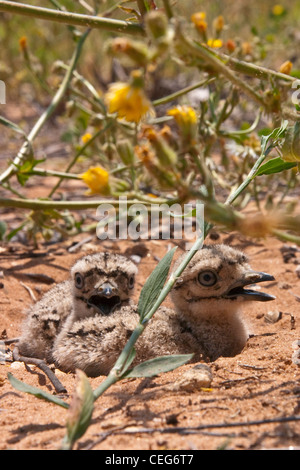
[75,273,84,289]
[128,276,135,289]
[198,271,217,286]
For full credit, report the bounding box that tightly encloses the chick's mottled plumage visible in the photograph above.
[18,252,138,364]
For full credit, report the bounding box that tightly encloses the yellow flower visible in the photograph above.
[279,60,293,75]
[168,105,197,125]
[81,133,92,144]
[191,12,206,22]
[167,105,198,146]
[272,4,285,16]
[81,166,110,195]
[104,70,151,123]
[207,38,223,48]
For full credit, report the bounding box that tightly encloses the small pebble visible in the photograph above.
[10,361,26,370]
[264,310,282,324]
[168,364,213,392]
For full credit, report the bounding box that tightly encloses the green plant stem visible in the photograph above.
[176,23,267,109]
[93,232,204,400]
[152,77,216,107]
[27,168,81,180]
[225,151,268,206]
[136,0,147,17]
[0,29,90,185]
[0,197,154,211]
[48,122,112,197]
[0,1,145,36]
[219,53,296,84]
[162,0,173,19]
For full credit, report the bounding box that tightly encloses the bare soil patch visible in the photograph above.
[0,230,299,450]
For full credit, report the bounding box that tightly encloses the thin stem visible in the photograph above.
[176,23,267,109]
[152,77,216,107]
[48,122,112,197]
[162,0,173,19]
[27,168,81,180]
[225,151,268,206]
[0,1,145,36]
[0,29,90,184]
[93,232,204,400]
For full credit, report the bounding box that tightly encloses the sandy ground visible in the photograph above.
[0,230,299,451]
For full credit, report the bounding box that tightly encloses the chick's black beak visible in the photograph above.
[99,282,115,298]
[88,282,121,315]
[225,271,276,302]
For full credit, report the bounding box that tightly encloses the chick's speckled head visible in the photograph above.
[71,252,138,318]
[171,244,275,305]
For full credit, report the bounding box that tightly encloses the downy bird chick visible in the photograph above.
[52,245,275,376]
[18,252,138,364]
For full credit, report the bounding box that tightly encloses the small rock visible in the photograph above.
[278,282,292,290]
[10,361,26,370]
[130,255,142,264]
[295,265,300,279]
[168,364,213,392]
[264,310,282,324]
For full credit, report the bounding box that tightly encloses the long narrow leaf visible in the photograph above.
[137,247,177,320]
[122,354,194,378]
[256,157,297,176]
[7,372,69,408]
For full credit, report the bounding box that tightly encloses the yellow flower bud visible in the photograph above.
[144,127,177,167]
[213,15,225,34]
[81,166,110,195]
[108,37,150,67]
[167,105,198,146]
[191,12,207,36]
[19,36,27,50]
[279,60,293,75]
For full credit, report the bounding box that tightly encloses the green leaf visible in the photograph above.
[7,373,69,408]
[0,221,7,240]
[255,157,297,176]
[260,120,288,155]
[137,247,176,320]
[6,221,28,241]
[122,354,194,378]
[0,115,28,138]
[64,370,94,449]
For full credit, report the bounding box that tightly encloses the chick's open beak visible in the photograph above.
[88,282,121,315]
[225,271,276,302]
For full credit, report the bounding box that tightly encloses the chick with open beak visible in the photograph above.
[71,252,137,321]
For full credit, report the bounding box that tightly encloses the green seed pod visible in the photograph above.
[281,122,300,162]
[117,139,135,165]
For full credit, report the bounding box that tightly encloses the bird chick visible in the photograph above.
[18,252,138,363]
[51,244,275,377]
[167,244,275,361]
